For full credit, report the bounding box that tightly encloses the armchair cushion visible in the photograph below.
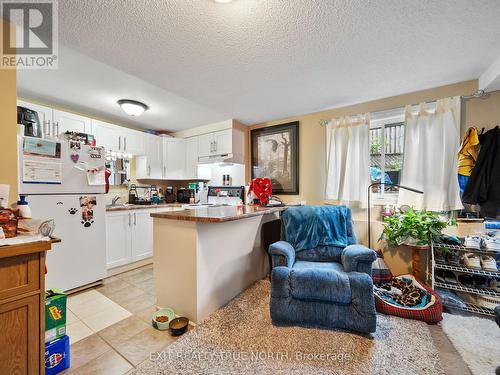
[341,245,377,275]
[289,266,351,304]
[295,245,343,263]
[269,241,295,268]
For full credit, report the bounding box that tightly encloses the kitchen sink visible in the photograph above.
[105,203,133,209]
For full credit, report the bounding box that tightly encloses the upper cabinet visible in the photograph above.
[17,100,53,129]
[185,137,199,179]
[53,109,91,135]
[92,120,144,155]
[162,137,186,180]
[136,134,163,179]
[198,128,245,164]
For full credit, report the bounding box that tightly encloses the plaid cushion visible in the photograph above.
[372,256,393,284]
[375,277,443,323]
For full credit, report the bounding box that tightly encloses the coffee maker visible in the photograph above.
[17,106,43,138]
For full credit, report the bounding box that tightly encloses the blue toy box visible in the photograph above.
[45,335,70,375]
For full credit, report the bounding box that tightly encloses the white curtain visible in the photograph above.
[398,97,463,211]
[325,114,370,207]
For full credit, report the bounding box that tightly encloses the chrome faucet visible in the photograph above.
[111,195,122,205]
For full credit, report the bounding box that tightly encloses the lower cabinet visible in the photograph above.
[105,209,155,269]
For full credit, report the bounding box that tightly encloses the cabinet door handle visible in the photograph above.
[124,137,127,151]
[214,141,217,153]
[134,212,137,226]
[119,136,121,151]
[128,213,131,226]
[148,165,151,176]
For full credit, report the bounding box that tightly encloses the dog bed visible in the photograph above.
[374,275,443,323]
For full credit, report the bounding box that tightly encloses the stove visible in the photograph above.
[207,186,245,206]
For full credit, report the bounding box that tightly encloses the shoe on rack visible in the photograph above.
[462,253,481,270]
[473,275,489,288]
[434,250,446,264]
[444,271,458,284]
[489,278,500,292]
[464,236,482,250]
[434,270,446,283]
[484,236,500,251]
[458,274,474,287]
[475,295,500,310]
[447,251,461,266]
[480,256,498,272]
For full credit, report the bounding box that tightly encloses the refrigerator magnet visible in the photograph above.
[79,196,96,227]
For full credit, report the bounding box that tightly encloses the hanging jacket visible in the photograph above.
[457,127,480,176]
[462,126,500,218]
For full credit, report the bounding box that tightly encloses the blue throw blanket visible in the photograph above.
[281,205,357,252]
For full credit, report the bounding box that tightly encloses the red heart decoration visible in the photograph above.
[249,178,272,205]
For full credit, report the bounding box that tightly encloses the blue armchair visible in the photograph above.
[269,205,377,333]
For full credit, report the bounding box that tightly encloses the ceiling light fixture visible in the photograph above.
[214,0,233,3]
[117,99,149,116]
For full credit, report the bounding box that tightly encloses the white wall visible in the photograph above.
[207,163,245,187]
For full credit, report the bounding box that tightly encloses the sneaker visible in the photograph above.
[489,278,500,292]
[462,253,481,270]
[484,236,500,251]
[473,275,489,288]
[447,251,461,266]
[457,274,474,287]
[476,295,500,310]
[464,236,482,250]
[480,256,498,272]
[435,250,446,264]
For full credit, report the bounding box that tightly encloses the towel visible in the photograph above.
[281,205,356,252]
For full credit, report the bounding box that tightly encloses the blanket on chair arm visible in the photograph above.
[281,205,357,252]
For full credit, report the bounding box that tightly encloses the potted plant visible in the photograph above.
[380,209,455,248]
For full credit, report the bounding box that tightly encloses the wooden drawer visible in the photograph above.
[0,253,40,301]
[0,294,40,375]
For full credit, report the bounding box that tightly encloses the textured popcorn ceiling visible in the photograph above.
[19,1,500,130]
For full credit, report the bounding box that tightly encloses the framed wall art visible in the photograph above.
[251,121,299,195]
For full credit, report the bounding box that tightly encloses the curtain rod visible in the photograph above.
[318,89,489,126]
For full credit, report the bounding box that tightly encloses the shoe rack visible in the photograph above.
[430,241,500,317]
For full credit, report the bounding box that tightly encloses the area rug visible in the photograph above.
[133,280,443,374]
[441,312,500,375]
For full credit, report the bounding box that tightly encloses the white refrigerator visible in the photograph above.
[19,136,107,292]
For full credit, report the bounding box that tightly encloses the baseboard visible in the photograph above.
[107,257,153,277]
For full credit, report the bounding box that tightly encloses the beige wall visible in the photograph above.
[246,79,500,275]
[0,21,18,206]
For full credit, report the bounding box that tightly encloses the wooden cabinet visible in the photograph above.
[53,109,91,135]
[0,240,53,375]
[105,209,155,269]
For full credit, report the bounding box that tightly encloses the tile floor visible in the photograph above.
[61,264,179,374]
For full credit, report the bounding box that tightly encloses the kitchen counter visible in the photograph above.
[152,204,283,323]
[150,205,287,223]
[105,203,182,212]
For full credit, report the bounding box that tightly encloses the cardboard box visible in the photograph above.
[45,335,70,375]
[45,289,67,343]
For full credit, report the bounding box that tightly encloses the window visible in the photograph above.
[369,111,405,204]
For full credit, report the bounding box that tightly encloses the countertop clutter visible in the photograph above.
[150,205,287,223]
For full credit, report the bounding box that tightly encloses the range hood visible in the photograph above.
[198,153,242,164]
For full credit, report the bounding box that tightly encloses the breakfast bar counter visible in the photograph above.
[151,205,285,323]
[150,205,287,222]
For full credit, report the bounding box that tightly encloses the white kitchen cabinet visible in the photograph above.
[93,120,145,155]
[122,128,144,155]
[105,208,155,269]
[198,133,215,158]
[105,211,132,269]
[53,109,92,135]
[185,136,199,179]
[162,137,186,179]
[136,134,163,179]
[214,129,233,155]
[130,210,154,262]
[92,120,121,151]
